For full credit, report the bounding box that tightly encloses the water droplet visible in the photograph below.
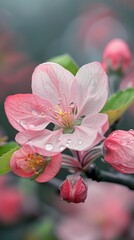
[111,132,117,136]
[67,139,72,143]
[28,124,35,128]
[66,143,69,147]
[19,120,27,128]
[45,143,53,151]
[32,110,38,115]
[113,160,118,164]
[78,139,82,145]
[59,145,64,151]
[129,129,133,131]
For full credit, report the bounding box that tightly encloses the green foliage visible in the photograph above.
[101,88,134,125]
[0,142,19,175]
[49,54,79,75]
[25,219,57,240]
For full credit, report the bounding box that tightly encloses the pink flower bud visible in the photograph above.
[59,175,88,203]
[103,130,134,174]
[102,39,132,73]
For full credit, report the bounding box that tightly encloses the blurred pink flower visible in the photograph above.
[76,3,128,58]
[0,12,35,102]
[103,130,134,174]
[56,182,133,240]
[102,38,132,74]
[60,175,87,203]
[0,187,23,224]
[10,146,62,182]
[5,62,109,153]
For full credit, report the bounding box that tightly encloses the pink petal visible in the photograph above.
[16,113,108,152]
[15,129,66,155]
[60,113,109,151]
[74,62,108,116]
[10,147,35,178]
[4,94,52,131]
[32,62,74,111]
[36,153,62,182]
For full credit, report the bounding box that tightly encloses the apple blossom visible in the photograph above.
[0,188,23,224]
[59,175,88,203]
[5,62,109,153]
[10,146,62,182]
[103,130,134,174]
[102,38,132,74]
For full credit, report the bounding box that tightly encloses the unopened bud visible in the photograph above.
[103,130,134,174]
[59,175,88,203]
[102,39,132,74]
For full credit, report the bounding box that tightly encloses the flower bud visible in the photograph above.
[102,39,132,74]
[103,130,134,174]
[59,175,88,203]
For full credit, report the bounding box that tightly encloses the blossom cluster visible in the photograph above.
[4,38,134,203]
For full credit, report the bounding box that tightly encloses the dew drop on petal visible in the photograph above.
[78,139,82,145]
[45,143,54,151]
[28,124,35,128]
[32,110,38,115]
[59,145,64,151]
[67,139,72,143]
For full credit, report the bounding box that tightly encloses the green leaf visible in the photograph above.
[101,88,134,125]
[25,219,57,240]
[49,54,79,75]
[0,142,20,175]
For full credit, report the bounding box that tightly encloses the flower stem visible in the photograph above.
[85,164,134,190]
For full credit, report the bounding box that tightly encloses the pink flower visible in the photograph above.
[102,38,132,74]
[10,146,62,182]
[103,130,134,174]
[60,175,88,203]
[0,188,23,224]
[5,62,109,153]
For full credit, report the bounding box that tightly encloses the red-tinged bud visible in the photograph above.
[102,39,132,74]
[59,175,88,203]
[103,130,134,174]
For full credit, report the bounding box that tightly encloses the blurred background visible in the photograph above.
[0,0,134,239]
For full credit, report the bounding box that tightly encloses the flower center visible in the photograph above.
[53,102,79,133]
[24,153,50,174]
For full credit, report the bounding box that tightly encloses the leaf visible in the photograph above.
[0,142,20,175]
[25,219,56,240]
[49,54,79,75]
[101,88,134,125]
[0,141,18,157]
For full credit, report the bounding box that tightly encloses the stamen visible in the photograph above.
[24,153,49,173]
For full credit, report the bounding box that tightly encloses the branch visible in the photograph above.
[85,164,134,190]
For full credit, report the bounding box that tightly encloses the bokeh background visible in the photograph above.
[0,1,134,239]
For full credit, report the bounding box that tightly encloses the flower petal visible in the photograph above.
[10,146,35,178]
[60,113,109,151]
[15,129,66,155]
[32,62,74,111]
[4,94,52,131]
[74,62,108,116]
[36,153,62,182]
